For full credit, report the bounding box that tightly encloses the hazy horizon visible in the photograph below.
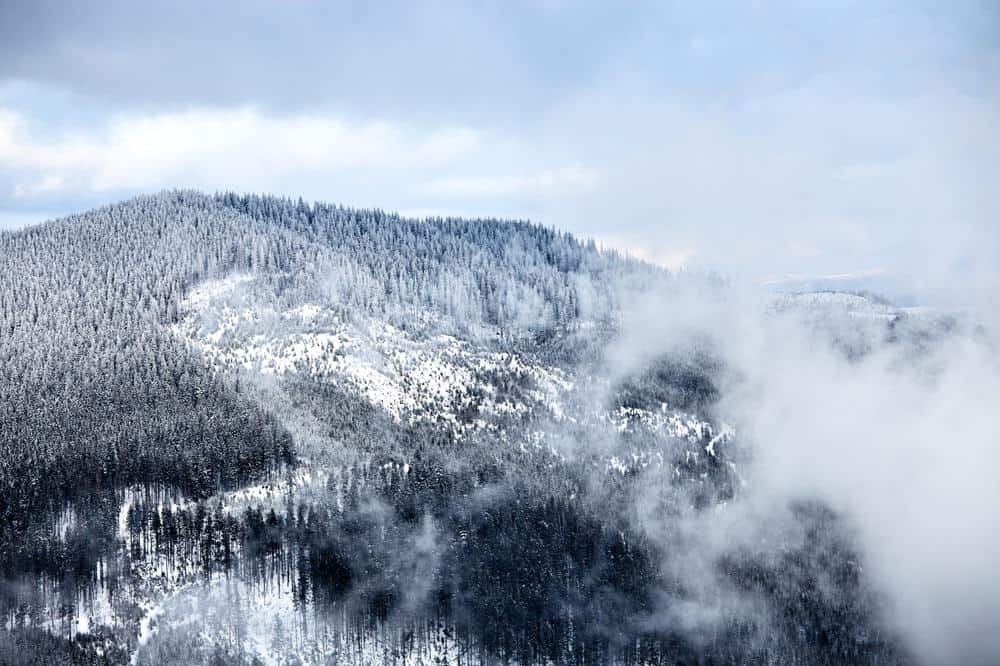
[2,1,997,307]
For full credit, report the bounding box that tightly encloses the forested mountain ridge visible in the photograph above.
[0,189,653,537]
[1,192,916,665]
[216,192,659,329]
[0,193,296,537]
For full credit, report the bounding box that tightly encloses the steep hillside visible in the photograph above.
[1,192,913,665]
[0,191,649,530]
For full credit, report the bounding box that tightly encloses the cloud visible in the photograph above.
[592,233,695,271]
[0,106,481,199]
[419,164,598,199]
[0,1,633,120]
[760,267,888,287]
[1,2,997,303]
[609,281,1000,663]
[731,315,1000,665]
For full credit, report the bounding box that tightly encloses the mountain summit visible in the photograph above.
[1,192,926,664]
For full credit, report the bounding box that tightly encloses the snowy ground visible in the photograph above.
[10,274,747,664]
[37,273,741,664]
[173,274,574,434]
[173,274,738,477]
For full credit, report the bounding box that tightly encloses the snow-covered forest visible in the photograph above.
[0,191,655,528]
[0,192,698,664]
[0,191,989,665]
[3,2,995,662]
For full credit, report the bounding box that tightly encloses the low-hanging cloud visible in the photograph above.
[608,281,1000,665]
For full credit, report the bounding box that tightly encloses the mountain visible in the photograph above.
[1,192,912,665]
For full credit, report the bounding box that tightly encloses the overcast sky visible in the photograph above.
[1,1,997,302]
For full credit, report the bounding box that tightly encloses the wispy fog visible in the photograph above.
[611,282,1000,664]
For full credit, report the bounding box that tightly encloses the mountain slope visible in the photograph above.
[0,191,653,530]
[0,192,911,665]
[0,193,295,534]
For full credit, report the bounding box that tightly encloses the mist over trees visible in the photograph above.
[1,191,948,664]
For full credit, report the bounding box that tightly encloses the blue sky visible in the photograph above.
[1,1,997,303]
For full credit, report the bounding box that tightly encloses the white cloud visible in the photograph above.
[0,106,482,198]
[13,173,67,198]
[594,233,695,271]
[420,164,598,198]
[760,267,888,287]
